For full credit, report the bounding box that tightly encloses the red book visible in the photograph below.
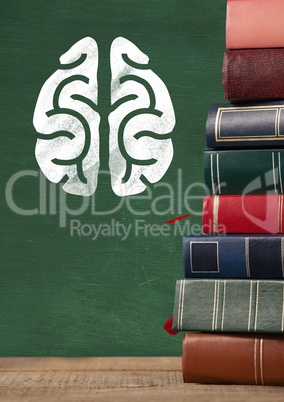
[226,0,284,49]
[223,49,284,101]
[183,333,284,385]
[202,194,284,234]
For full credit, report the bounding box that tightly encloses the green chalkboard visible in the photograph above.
[1,0,225,356]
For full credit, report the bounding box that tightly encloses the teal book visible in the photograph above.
[172,279,284,333]
[204,148,284,195]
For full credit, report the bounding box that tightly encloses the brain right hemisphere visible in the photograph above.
[108,37,176,196]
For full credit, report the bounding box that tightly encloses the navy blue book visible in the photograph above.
[206,101,284,149]
[183,235,284,279]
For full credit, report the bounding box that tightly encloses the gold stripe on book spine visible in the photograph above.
[279,195,283,233]
[213,196,219,233]
[253,337,264,385]
[260,338,264,385]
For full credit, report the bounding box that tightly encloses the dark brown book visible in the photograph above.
[183,333,284,385]
[223,49,284,101]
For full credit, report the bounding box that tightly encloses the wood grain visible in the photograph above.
[0,358,283,402]
[0,357,181,371]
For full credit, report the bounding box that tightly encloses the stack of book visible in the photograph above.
[170,0,284,386]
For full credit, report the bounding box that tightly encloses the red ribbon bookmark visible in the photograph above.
[163,316,179,336]
[165,214,191,225]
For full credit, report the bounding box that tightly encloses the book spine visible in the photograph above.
[202,195,283,234]
[206,102,284,149]
[182,333,284,386]
[173,279,284,333]
[226,0,284,49]
[204,149,284,195]
[223,49,284,101]
[183,235,284,279]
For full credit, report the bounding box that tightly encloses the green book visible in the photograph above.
[172,279,284,333]
[204,148,284,195]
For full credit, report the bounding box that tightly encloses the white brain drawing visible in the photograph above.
[33,37,175,197]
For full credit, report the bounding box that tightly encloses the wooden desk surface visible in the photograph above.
[0,357,283,402]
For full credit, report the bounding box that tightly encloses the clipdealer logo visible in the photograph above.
[70,218,191,241]
[5,169,207,239]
